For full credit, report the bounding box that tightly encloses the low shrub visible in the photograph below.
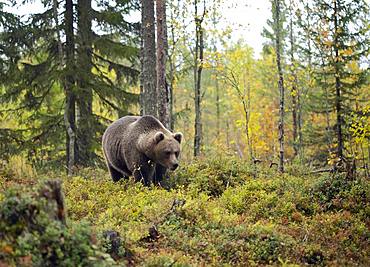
[142,254,192,267]
[1,155,37,181]
[309,173,370,215]
[1,157,368,266]
[171,156,254,196]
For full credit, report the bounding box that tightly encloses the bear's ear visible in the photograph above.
[173,132,183,144]
[154,131,165,144]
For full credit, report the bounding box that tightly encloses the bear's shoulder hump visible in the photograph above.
[137,115,163,128]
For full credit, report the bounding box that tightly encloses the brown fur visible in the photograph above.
[102,115,182,185]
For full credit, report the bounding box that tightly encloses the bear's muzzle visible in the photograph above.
[170,163,179,170]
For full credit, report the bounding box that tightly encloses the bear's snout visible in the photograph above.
[171,163,179,170]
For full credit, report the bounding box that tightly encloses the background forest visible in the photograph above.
[0,0,369,173]
[0,0,369,266]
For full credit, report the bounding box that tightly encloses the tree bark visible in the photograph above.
[76,0,94,166]
[193,0,205,157]
[322,56,333,155]
[52,0,63,62]
[53,0,77,174]
[212,15,220,138]
[169,64,174,130]
[142,0,157,116]
[289,7,299,159]
[168,2,175,130]
[274,0,285,173]
[139,20,144,116]
[64,0,77,174]
[156,0,170,128]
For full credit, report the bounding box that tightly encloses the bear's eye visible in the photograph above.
[165,151,171,156]
[175,151,179,157]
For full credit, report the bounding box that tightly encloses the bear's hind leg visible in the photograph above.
[108,164,124,182]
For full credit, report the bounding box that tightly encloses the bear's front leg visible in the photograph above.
[107,164,124,182]
[132,159,155,186]
[154,164,168,186]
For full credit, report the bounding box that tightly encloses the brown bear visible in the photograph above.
[102,115,183,186]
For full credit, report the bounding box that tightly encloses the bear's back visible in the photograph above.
[133,115,166,133]
[104,116,139,138]
[103,115,167,144]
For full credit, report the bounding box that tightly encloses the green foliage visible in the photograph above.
[170,157,254,196]
[143,255,192,267]
[1,155,37,180]
[309,173,369,216]
[299,0,370,160]
[0,0,140,165]
[1,157,369,266]
[0,182,117,266]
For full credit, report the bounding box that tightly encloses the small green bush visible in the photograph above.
[246,222,293,264]
[171,157,254,196]
[309,173,370,215]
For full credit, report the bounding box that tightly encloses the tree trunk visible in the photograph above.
[156,0,170,128]
[289,9,299,159]
[334,0,343,159]
[53,0,77,174]
[246,76,253,161]
[193,0,204,157]
[76,0,94,166]
[212,17,220,138]
[168,56,175,130]
[241,68,253,161]
[139,21,144,116]
[292,91,298,157]
[169,65,174,130]
[64,0,77,174]
[52,0,63,62]
[142,0,157,116]
[322,56,333,155]
[297,85,302,159]
[215,72,220,138]
[168,2,176,130]
[275,0,285,173]
[226,117,230,149]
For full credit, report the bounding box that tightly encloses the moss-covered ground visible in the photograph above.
[1,157,369,266]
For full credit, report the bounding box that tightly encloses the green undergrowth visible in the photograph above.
[1,157,369,266]
[0,182,119,266]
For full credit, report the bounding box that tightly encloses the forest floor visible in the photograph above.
[0,156,369,266]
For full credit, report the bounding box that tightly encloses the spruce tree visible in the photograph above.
[303,0,369,163]
[0,0,140,169]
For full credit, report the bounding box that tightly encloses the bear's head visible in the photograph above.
[152,131,183,170]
